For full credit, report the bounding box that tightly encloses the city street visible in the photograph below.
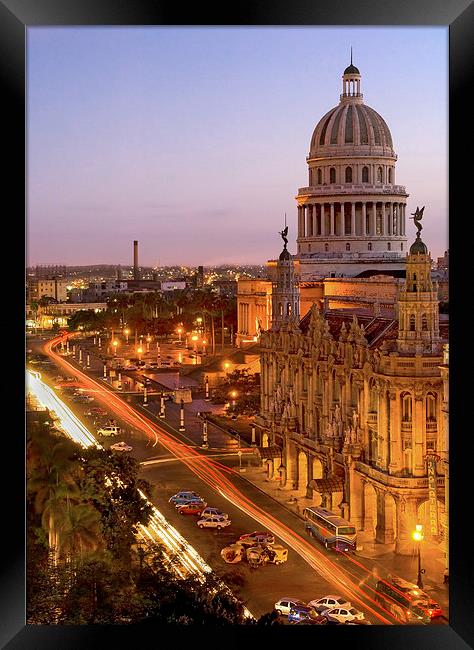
[28,332,448,625]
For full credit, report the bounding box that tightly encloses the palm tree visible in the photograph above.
[60,502,104,563]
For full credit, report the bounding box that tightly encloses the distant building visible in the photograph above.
[84,281,129,300]
[161,280,187,292]
[437,250,449,272]
[28,278,69,303]
[212,279,237,297]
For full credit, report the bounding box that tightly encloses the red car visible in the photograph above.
[85,407,108,416]
[176,503,204,516]
[239,531,275,545]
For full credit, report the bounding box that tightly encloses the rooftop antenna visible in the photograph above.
[350,46,353,65]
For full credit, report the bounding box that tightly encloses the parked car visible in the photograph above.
[97,425,120,437]
[307,595,352,613]
[71,394,95,402]
[294,615,331,625]
[288,605,320,624]
[125,364,139,371]
[110,441,133,452]
[176,503,204,516]
[85,407,108,416]
[239,531,275,545]
[169,491,201,504]
[200,507,229,520]
[197,515,231,530]
[274,598,307,617]
[323,606,365,624]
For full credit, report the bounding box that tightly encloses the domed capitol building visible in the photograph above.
[296,59,408,279]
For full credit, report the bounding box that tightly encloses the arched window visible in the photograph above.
[346,243,350,251]
[368,242,372,251]
[330,167,336,184]
[377,166,383,183]
[387,242,391,251]
[401,243,404,251]
[317,168,322,184]
[325,243,329,252]
[287,303,292,316]
[279,303,283,316]
[409,314,416,331]
[426,392,437,422]
[388,168,393,183]
[421,314,428,330]
[402,392,412,422]
[362,166,369,182]
[345,166,352,183]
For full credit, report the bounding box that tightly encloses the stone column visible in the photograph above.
[362,202,367,236]
[388,390,402,474]
[306,452,314,499]
[395,497,419,555]
[382,202,387,236]
[375,490,395,544]
[371,202,377,236]
[340,202,345,236]
[413,393,425,476]
[330,203,335,235]
[307,205,313,237]
[378,388,388,469]
[297,206,302,237]
[349,466,364,532]
[389,202,394,235]
[393,203,398,235]
[401,204,405,236]
[351,202,356,236]
[301,205,306,238]
[321,203,326,236]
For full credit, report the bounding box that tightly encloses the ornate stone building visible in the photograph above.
[296,60,409,279]
[258,228,448,555]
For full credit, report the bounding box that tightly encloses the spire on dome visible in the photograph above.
[342,53,362,100]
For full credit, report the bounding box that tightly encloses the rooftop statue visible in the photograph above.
[410,205,425,234]
[279,225,289,247]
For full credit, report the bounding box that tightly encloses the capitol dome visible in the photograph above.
[309,63,395,159]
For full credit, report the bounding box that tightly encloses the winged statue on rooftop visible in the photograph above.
[279,225,288,247]
[410,206,425,234]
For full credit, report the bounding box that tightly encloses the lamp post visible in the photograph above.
[137,346,143,363]
[146,336,151,353]
[192,334,198,352]
[202,340,207,356]
[251,424,256,446]
[66,339,70,353]
[72,344,76,357]
[103,362,107,379]
[202,417,208,449]
[179,399,185,432]
[177,327,182,342]
[93,336,96,345]
[205,376,210,401]
[143,380,148,406]
[98,337,101,349]
[78,348,83,363]
[124,328,130,344]
[159,393,165,418]
[86,353,90,368]
[112,340,118,357]
[413,524,425,589]
[118,371,122,390]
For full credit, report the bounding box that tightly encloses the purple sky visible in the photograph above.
[27,27,448,267]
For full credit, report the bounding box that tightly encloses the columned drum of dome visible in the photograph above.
[296,61,409,280]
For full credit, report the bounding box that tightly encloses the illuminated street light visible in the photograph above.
[146,336,151,352]
[412,524,425,589]
[124,328,130,344]
[202,340,207,356]
[112,340,118,357]
[223,361,230,372]
[137,346,143,362]
[177,327,182,342]
[191,334,198,353]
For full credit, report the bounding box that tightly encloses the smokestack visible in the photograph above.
[133,240,140,280]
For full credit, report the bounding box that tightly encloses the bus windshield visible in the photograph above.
[337,526,356,535]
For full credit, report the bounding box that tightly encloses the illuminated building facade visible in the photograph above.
[258,228,448,555]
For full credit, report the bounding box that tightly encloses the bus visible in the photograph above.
[303,506,357,552]
[375,576,443,624]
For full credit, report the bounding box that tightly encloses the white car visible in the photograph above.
[323,606,365,623]
[125,364,139,371]
[97,425,120,437]
[197,516,231,530]
[274,598,307,617]
[307,595,352,613]
[110,441,133,452]
[200,507,229,519]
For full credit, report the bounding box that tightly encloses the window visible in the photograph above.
[345,166,352,183]
[362,166,369,182]
[377,166,383,183]
[287,303,292,316]
[421,314,428,330]
[317,168,322,184]
[409,314,416,331]
[325,243,329,252]
[426,393,437,421]
[402,393,412,422]
[368,242,372,251]
[388,168,393,183]
[346,243,350,251]
[401,243,404,251]
[330,167,336,183]
[387,242,391,251]
[279,303,283,316]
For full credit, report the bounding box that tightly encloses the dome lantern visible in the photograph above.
[341,48,362,102]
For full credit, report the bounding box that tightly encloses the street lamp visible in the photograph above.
[112,340,118,357]
[124,328,130,344]
[223,361,230,373]
[177,327,182,342]
[202,339,207,356]
[137,346,143,363]
[146,336,151,353]
[191,334,198,351]
[413,524,425,589]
